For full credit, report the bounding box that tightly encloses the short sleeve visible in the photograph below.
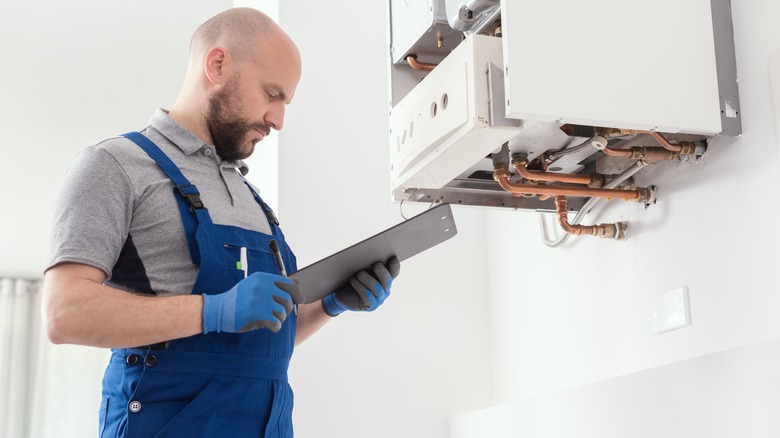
[45,144,135,278]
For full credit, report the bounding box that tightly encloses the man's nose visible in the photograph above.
[265,104,286,131]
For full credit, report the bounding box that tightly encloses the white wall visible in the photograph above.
[453,0,780,435]
[452,336,780,437]
[0,1,493,437]
[276,2,494,436]
[5,0,777,437]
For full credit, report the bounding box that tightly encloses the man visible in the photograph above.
[42,7,399,437]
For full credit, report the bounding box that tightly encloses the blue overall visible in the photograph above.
[99,132,298,437]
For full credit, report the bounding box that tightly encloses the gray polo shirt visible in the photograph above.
[46,109,274,296]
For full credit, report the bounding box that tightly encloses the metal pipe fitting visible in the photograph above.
[496,176,650,201]
[554,196,628,239]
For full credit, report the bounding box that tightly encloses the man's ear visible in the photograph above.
[204,47,230,85]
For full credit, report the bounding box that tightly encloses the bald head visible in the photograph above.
[170,7,302,160]
[190,7,288,65]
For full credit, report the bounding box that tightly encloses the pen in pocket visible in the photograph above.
[239,247,248,278]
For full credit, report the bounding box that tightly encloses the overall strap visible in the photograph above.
[233,169,281,233]
[121,131,207,264]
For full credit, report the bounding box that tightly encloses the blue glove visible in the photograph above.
[321,257,400,316]
[202,272,303,333]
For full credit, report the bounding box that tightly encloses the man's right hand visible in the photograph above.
[202,272,304,334]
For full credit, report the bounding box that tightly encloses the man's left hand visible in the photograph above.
[321,257,400,316]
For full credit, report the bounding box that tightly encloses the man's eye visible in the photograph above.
[267,91,277,99]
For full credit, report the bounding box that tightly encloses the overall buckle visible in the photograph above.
[176,185,205,211]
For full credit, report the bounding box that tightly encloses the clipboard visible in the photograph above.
[291,203,457,304]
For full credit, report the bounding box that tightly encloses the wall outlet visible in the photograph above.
[652,286,691,334]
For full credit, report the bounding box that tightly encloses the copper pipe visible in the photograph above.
[514,161,597,185]
[640,131,682,152]
[601,146,634,158]
[639,148,680,164]
[515,160,603,202]
[494,175,651,202]
[406,55,437,72]
[598,128,684,153]
[601,145,680,164]
[555,196,625,239]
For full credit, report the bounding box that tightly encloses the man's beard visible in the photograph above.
[206,77,270,161]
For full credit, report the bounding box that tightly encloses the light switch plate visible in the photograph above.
[652,286,691,334]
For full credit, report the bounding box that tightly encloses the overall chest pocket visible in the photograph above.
[221,243,279,290]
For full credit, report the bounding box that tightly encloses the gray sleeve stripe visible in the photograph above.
[44,255,113,279]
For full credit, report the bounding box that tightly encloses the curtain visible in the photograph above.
[0,277,47,438]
